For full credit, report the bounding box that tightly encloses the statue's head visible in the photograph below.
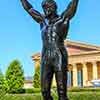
[41,0,57,18]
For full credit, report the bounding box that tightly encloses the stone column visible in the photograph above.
[34,60,40,70]
[72,64,77,87]
[93,61,98,80]
[83,63,88,86]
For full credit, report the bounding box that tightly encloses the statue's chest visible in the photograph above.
[40,18,69,41]
[41,23,57,33]
[41,24,58,42]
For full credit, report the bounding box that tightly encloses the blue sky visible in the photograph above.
[0,0,100,76]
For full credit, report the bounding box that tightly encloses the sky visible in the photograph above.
[0,0,100,77]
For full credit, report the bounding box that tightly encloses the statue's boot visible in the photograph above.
[58,96,69,100]
[42,91,53,100]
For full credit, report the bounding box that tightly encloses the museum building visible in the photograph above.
[32,40,100,87]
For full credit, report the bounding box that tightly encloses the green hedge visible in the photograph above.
[25,88,34,93]
[25,87,100,94]
[68,87,100,92]
[4,87,100,94]
[25,88,41,94]
[7,88,41,94]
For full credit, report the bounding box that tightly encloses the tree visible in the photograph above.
[5,60,24,93]
[33,65,40,88]
[0,69,5,92]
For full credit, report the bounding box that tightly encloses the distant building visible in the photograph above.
[32,40,100,87]
[24,76,33,89]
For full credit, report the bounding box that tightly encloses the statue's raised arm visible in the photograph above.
[61,0,79,21]
[20,0,44,24]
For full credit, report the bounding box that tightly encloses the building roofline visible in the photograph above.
[69,50,100,56]
[65,40,100,50]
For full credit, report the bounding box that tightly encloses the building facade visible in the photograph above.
[32,40,100,87]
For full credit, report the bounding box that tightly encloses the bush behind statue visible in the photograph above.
[5,60,24,93]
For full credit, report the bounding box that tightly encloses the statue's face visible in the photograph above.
[42,2,57,18]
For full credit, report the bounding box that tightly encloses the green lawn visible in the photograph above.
[68,92,100,100]
[0,92,100,100]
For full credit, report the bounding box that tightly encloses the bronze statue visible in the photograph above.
[20,0,79,100]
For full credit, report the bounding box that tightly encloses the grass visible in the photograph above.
[0,93,42,100]
[0,92,100,100]
[68,92,100,100]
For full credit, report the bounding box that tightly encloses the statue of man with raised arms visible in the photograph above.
[20,0,79,100]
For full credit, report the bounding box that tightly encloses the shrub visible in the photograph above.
[16,88,26,93]
[33,66,40,88]
[0,69,6,94]
[5,60,24,93]
[0,70,4,89]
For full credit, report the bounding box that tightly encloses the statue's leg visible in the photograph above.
[54,53,69,100]
[41,60,54,100]
[55,70,69,100]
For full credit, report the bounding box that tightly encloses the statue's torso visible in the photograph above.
[40,16,69,59]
